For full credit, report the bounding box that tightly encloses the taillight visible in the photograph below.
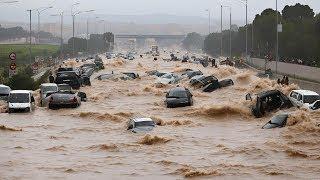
[72,97,77,103]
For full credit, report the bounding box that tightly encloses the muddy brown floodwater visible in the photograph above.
[1,54,320,179]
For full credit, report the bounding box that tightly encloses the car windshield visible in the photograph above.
[0,87,10,95]
[9,93,29,103]
[162,74,173,79]
[41,86,58,93]
[168,90,187,98]
[270,114,288,125]
[304,95,320,104]
[135,121,155,127]
[58,85,72,91]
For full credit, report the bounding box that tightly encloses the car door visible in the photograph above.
[289,92,299,107]
[296,94,303,107]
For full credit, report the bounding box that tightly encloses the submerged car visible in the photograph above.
[156,73,181,84]
[0,84,11,101]
[122,72,139,79]
[202,77,220,92]
[182,70,203,79]
[8,90,35,113]
[55,71,82,89]
[262,114,288,129]
[48,91,86,109]
[165,87,193,108]
[127,117,156,133]
[146,70,166,77]
[247,90,293,118]
[190,75,217,88]
[289,90,320,109]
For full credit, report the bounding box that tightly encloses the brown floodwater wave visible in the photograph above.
[1,53,320,179]
[138,134,171,145]
[0,125,22,131]
[187,104,251,118]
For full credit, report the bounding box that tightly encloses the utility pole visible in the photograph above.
[60,12,63,59]
[220,5,223,57]
[245,0,248,62]
[28,9,32,64]
[72,14,75,57]
[276,0,279,73]
[205,9,211,34]
[87,18,89,53]
[229,7,232,59]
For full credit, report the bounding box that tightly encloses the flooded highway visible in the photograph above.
[1,54,320,179]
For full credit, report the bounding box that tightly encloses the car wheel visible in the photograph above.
[49,104,55,110]
[8,108,13,114]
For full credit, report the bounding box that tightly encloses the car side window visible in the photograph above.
[290,92,297,99]
[297,94,302,101]
[315,101,320,108]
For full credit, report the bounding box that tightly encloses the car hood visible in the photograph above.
[166,97,188,103]
[132,126,154,133]
[9,103,30,108]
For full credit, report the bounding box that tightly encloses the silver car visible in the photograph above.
[48,91,84,109]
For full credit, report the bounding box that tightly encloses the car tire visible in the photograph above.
[8,108,13,114]
[49,104,55,110]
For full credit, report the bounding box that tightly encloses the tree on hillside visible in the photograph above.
[182,32,204,51]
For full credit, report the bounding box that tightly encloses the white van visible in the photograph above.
[289,90,320,108]
[8,90,35,113]
[39,83,58,106]
[0,84,11,101]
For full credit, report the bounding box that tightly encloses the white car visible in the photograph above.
[40,83,59,106]
[127,117,156,133]
[289,90,320,109]
[8,90,35,113]
[156,73,180,85]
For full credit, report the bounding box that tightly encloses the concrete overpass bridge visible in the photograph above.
[114,34,186,50]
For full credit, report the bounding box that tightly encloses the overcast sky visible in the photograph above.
[0,0,319,24]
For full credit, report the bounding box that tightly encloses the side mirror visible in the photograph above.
[31,97,35,102]
[78,92,87,102]
[246,93,252,101]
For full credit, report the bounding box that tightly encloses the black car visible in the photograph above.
[248,90,293,118]
[190,75,218,88]
[183,70,203,79]
[165,87,193,108]
[94,57,104,69]
[55,71,81,90]
[122,72,139,79]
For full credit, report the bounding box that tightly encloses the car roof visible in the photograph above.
[10,90,31,94]
[131,117,154,122]
[170,87,186,92]
[40,83,58,87]
[291,90,319,96]
[0,84,10,89]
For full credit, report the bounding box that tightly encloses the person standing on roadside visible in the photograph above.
[211,58,216,67]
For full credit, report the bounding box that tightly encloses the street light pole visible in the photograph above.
[276,0,279,73]
[71,2,80,57]
[229,7,232,59]
[27,9,32,64]
[37,6,53,44]
[245,0,248,62]
[220,5,223,57]
[205,9,211,34]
